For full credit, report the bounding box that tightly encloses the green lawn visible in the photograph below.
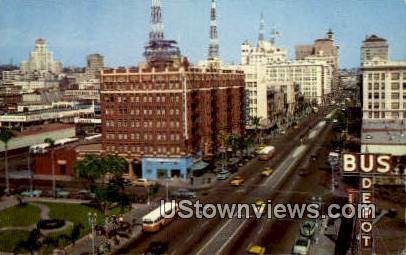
[42,202,102,235]
[0,229,30,253]
[0,204,40,227]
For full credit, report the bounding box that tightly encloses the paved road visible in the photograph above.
[117,107,336,255]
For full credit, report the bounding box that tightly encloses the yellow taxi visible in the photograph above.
[230,176,245,186]
[247,244,266,255]
[261,167,273,176]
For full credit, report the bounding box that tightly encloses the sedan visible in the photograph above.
[261,168,273,176]
[230,176,245,186]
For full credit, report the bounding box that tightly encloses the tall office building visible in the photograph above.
[20,38,63,75]
[361,59,406,120]
[100,0,245,180]
[360,34,389,66]
[86,54,104,79]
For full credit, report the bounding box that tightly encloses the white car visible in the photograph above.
[292,236,311,255]
[133,178,154,187]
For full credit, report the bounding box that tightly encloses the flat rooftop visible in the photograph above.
[361,120,406,145]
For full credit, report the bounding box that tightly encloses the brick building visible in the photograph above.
[100,63,245,180]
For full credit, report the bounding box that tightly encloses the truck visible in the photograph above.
[257,146,275,161]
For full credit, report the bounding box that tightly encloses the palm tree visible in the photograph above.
[250,116,262,144]
[44,137,56,198]
[0,127,14,194]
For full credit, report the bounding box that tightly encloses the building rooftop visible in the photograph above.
[361,120,406,145]
[363,34,387,42]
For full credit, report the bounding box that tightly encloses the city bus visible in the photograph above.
[142,202,178,232]
[258,146,275,161]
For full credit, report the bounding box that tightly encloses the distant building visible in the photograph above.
[265,60,333,105]
[241,40,287,66]
[361,59,406,120]
[295,30,339,89]
[360,35,389,66]
[20,38,63,75]
[86,54,104,80]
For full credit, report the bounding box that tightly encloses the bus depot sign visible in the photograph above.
[342,153,394,253]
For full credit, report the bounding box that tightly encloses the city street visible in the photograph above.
[117,107,337,255]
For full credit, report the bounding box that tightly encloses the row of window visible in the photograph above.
[105,120,181,128]
[367,82,406,90]
[105,133,181,141]
[105,145,182,154]
[367,102,406,109]
[104,95,182,103]
[366,72,406,81]
[105,108,182,116]
[367,92,406,100]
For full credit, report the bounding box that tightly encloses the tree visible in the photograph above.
[61,223,83,246]
[250,116,262,144]
[44,137,56,198]
[14,228,42,255]
[0,127,14,194]
[74,155,105,188]
[101,155,128,178]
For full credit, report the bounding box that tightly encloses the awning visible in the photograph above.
[190,161,209,171]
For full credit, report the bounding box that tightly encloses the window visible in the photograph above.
[391,83,399,90]
[391,93,400,100]
[391,103,399,109]
[391,72,400,80]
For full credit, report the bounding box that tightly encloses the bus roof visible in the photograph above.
[142,202,177,221]
[258,146,275,154]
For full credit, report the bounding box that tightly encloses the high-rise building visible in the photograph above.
[20,38,63,75]
[100,0,245,180]
[361,58,406,120]
[295,30,339,90]
[86,54,104,79]
[360,34,389,66]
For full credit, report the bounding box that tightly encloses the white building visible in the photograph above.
[20,38,63,75]
[361,35,389,66]
[361,58,406,120]
[265,59,332,105]
[241,40,287,66]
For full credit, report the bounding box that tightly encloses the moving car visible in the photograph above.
[216,170,230,180]
[261,168,273,176]
[230,176,245,186]
[171,188,197,199]
[247,244,265,255]
[292,236,311,255]
[257,146,275,161]
[300,220,318,238]
[254,199,266,214]
[144,241,168,255]
[133,178,154,187]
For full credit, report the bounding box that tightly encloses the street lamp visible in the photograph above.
[88,212,97,255]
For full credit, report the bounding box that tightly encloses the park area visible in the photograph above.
[0,199,127,254]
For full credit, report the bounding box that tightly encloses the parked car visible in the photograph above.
[247,244,265,255]
[144,241,168,255]
[300,220,318,238]
[292,236,311,255]
[133,178,154,187]
[230,176,245,186]
[171,189,197,199]
[216,170,230,180]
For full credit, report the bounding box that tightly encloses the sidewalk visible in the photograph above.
[309,217,336,255]
[64,203,155,255]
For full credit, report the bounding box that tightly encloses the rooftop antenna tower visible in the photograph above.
[258,13,265,42]
[208,0,219,60]
[144,0,181,67]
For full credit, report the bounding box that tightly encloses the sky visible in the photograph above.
[0,0,405,68]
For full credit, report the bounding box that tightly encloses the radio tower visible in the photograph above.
[149,0,164,41]
[144,0,181,67]
[258,13,265,42]
[208,0,219,60]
